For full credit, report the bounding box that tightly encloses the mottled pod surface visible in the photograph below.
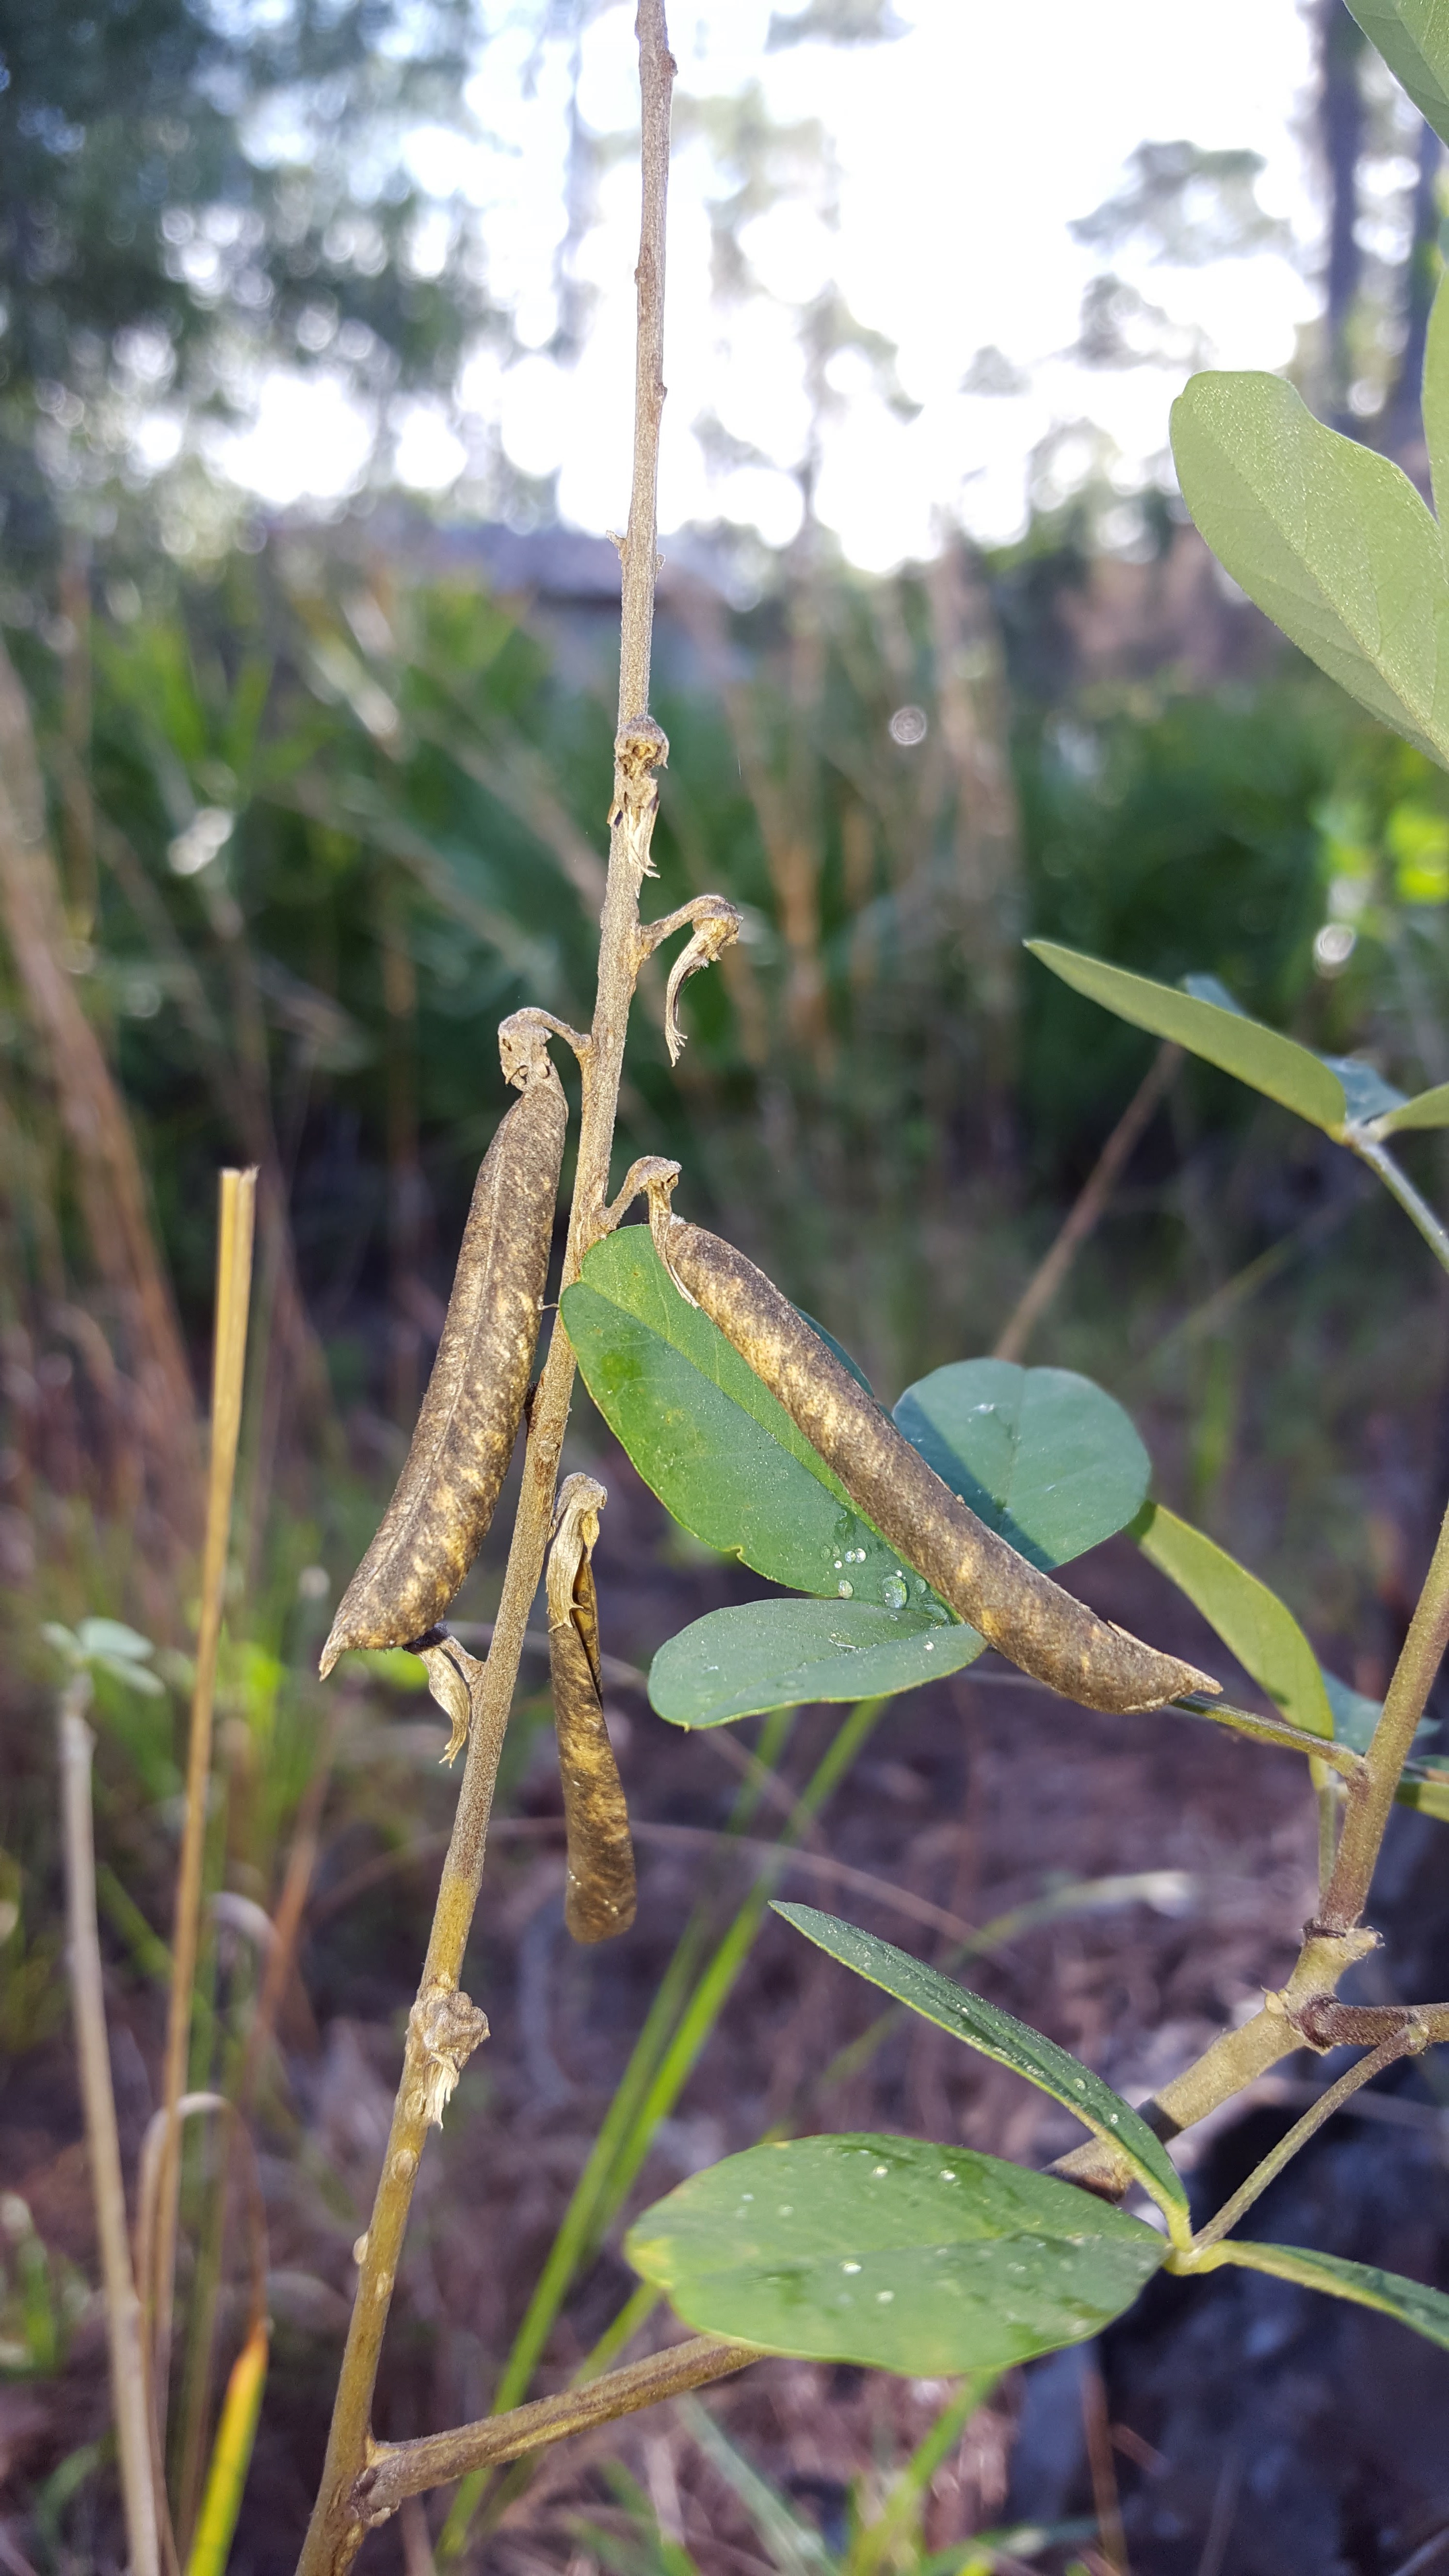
[662,1217,1216,1717]
[321,1072,566,1670]
[548,1474,637,1943]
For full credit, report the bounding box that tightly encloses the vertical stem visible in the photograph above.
[618,0,675,730]
[61,1692,161,2576]
[1319,1487,1449,1931]
[297,20,676,2572]
[152,1172,257,2420]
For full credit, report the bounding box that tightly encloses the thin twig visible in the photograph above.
[296,16,680,2567]
[60,1692,161,2576]
[1080,2356,1129,2576]
[1350,1131,1449,1277]
[151,1170,257,2429]
[356,2336,756,2527]
[994,1044,1180,1363]
[1180,2029,1418,2256]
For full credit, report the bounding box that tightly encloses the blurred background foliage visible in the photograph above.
[9,0,1449,2564]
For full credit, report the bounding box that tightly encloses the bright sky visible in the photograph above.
[214,0,1324,570]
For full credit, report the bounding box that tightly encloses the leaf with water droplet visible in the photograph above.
[893,1358,1150,1573]
[648,1598,985,1729]
[562,1230,926,1603]
[626,2133,1164,2373]
[773,1905,1189,2231]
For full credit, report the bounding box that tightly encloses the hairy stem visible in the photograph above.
[296,16,676,2569]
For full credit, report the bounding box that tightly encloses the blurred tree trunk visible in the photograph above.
[1384,116,1443,449]
[1318,0,1366,429]
[0,636,199,1526]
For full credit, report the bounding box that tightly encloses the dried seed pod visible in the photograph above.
[655,1202,1218,1719]
[547,1473,636,1944]
[320,1043,566,1674]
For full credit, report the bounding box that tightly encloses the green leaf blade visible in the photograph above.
[1026,942,1345,1130]
[561,1230,912,1603]
[1170,369,1449,770]
[773,1904,1189,2221]
[1374,1080,1449,1133]
[1135,1502,1333,1738]
[648,1599,983,1728]
[1343,2,1449,147]
[625,2135,1165,2374]
[893,1359,1149,1572]
[1213,2238,1449,2351]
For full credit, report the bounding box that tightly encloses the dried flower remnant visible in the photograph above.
[649,1185,1215,1717]
[547,1473,636,1943]
[412,1629,484,1766]
[320,1025,566,1672]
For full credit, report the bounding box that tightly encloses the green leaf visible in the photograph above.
[1134,1502,1333,1738]
[561,1229,925,1604]
[1322,1057,1410,1124]
[773,1904,1189,2224]
[1373,1081,1449,1133]
[1343,2,1449,148]
[1171,370,1449,771]
[893,1359,1149,1573]
[1027,943,1346,1130]
[1319,1668,1383,1754]
[625,2134,1165,2373]
[1213,2238,1449,2351]
[1396,1761,1449,1821]
[95,1657,166,1698]
[75,1619,155,1663]
[648,1599,982,1728]
[1424,265,1449,530]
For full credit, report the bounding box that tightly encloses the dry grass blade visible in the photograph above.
[151,1169,257,2432]
[59,1690,161,2576]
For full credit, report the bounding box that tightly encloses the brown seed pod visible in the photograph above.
[653,1200,1219,1719]
[547,1473,636,1944]
[320,1042,566,1674]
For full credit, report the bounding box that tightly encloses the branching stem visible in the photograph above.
[354,2335,755,2529]
[296,17,683,2568]
[1179,2028,1422,2258]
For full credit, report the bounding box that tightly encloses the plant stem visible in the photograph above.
[153,1169,256,2430]
[1351,1133,1449,1277]
[60,1691,161,2576]
[993,1042,1180,1364]
[436,1697,886,2563]
[1318,1487,1449,1932]
[1172,1693,1367,1781]
[297,18,677,2568]
[618,0,674,730]
[1178,2029,1417,2258]
[355,2337,755,2529]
